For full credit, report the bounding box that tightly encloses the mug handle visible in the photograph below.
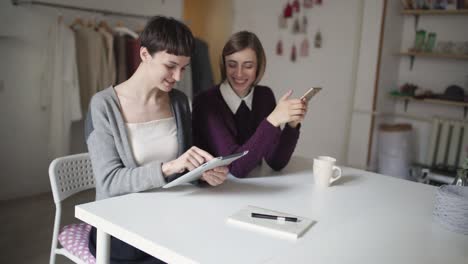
[329,166,342,185]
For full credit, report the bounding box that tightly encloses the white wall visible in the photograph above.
[368,0,406,171]
[232,0,381,165]
[0,0,183,200]
[347,0,385,169]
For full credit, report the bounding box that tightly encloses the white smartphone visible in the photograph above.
[300,87,322,102]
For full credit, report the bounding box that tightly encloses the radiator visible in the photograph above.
[427,118,468,171]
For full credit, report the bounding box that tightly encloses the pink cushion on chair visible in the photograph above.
[58,223,96,264]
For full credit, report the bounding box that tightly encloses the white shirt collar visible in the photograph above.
[220,81,254,114]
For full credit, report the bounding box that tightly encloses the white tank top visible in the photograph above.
[125,117,178,166]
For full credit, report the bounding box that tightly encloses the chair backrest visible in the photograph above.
[49,153,95,203]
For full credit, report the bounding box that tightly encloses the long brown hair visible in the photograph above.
[219,31,266,86]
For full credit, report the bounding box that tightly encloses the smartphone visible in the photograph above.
[300,87,322,102]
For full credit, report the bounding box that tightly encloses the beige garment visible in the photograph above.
[74,26,107,112]
[98,27,116,87]
[125,117,178,166]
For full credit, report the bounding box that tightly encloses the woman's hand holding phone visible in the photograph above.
[287,87,321,127]
[300,87,322,102]
[267,90,308,128]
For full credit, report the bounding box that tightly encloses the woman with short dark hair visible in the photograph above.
[192,31,308,178]
[85,16,228,263]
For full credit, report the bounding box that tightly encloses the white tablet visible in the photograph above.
[163,151,249,189]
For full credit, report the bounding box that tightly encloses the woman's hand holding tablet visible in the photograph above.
[163,151,249,188]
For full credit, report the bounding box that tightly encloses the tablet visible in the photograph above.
[162,151,249,189]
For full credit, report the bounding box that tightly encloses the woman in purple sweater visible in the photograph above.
[192,31,308,178]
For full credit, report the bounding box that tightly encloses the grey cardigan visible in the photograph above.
[85,87,191,200]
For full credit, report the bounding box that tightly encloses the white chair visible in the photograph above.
[49,153,96,264]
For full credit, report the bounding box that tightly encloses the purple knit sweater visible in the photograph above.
[192,85,300,178]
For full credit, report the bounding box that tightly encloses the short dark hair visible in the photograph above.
[140,16,194,57]
[219,31,266,85]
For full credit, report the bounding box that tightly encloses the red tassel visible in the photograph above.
[276,39,283,56]
[293,0,300,13]
[284,2,293,18]
[304,0,313,8]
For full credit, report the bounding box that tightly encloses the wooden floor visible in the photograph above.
[0,190,94,264]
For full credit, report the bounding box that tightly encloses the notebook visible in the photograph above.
[226,205,316,240]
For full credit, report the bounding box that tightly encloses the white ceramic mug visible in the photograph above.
[313,156,342,188]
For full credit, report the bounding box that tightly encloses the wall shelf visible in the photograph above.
[390,95,468,118]
[397,51,468,70]
[402,9,468,15]
[402,9,468,34]
[399,51,468,60]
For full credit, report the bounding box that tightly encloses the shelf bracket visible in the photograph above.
[409,55,415,70]
[464,106,468,119]
[414,14,420,31]
[404,99,409,112]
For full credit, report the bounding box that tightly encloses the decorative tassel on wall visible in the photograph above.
[291,43,297,62]
[292,17,300,34]
[300,37,309,57]
[278,14,287,29]
[304,0,313,8]
[301,16,308,33]
[292,0,300,13]
[276,39,283,56]
[284,2,293,18]
[277,0,325,61]
[314,30,322,48]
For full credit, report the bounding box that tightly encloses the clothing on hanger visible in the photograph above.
[126,37,141,77]
[73,25,108,112]
[191,38,214,96]
[98,27,116,86]
[42,17,82,158]
[176,64,193,101]
[69,17,84,28]
[114,26,139,39]
[114,34,128,84]
[98,20,113,34]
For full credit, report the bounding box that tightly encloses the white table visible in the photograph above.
[75,156,468,264]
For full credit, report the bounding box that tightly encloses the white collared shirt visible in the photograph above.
[220,81,255,114]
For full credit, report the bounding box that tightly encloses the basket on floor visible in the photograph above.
[433,185,468,235]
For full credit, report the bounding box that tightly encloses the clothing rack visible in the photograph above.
[12,0,154,19]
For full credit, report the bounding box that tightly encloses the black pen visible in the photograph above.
[251,212,298,222]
